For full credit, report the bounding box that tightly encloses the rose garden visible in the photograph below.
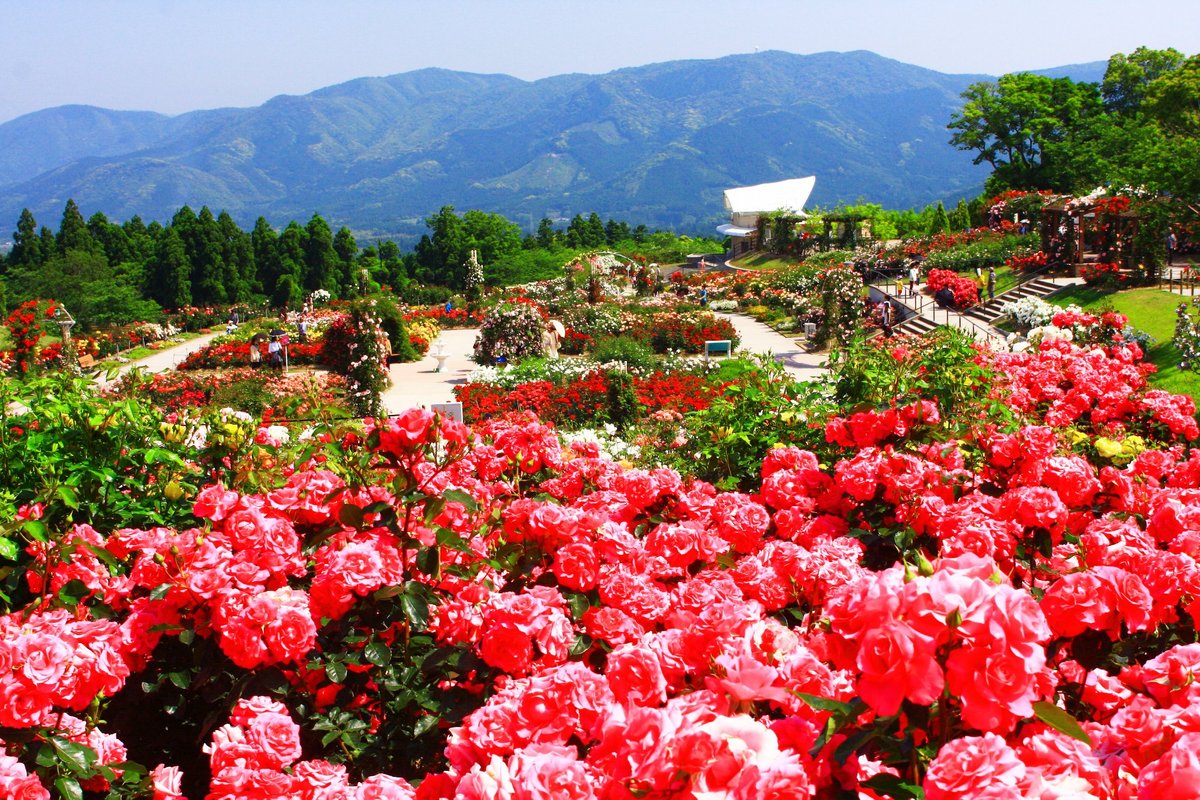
[5,127,1200,800]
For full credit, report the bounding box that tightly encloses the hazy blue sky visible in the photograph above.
[3,0,1199,123]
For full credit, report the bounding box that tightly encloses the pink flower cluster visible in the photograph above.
[11,339,1200,797]
[203,696,416,800]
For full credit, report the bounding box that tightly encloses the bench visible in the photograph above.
[77,354,97,369]
[703,339,733,361]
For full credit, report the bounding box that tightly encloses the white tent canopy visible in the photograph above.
[723,176,816,227]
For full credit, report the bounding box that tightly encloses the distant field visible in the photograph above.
[1050,285,1200,399]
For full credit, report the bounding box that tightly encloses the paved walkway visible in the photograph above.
[378,316,827,415]
[92,317,828,418]
[93,330,224,389]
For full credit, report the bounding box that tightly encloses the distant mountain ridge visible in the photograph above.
[0,51,1107,243]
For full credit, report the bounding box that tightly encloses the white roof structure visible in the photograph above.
[723,176,816,218]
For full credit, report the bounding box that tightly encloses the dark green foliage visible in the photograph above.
[605,369,641,431]
[592,336,658,373]
[371,294,419,362]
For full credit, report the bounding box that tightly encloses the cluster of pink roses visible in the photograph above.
[7,335,1200,797]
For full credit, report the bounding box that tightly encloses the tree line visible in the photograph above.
[948,46,1200,206]
[0,201,720,327]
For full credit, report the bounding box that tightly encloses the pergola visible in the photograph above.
[1040,199,1140,269]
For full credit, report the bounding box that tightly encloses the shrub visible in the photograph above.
[592,336,658,373]
[473,301,547,365]
[922,233,1037,272]
[370,294,419,362]
[320,304,390,416]
[926,268,980,308]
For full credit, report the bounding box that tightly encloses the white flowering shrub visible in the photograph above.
[1000,296,1058,330]
[473,302,552,365]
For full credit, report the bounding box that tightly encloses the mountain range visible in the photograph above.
[0,50,1107,245]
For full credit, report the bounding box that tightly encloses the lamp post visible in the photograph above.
[54,306,77,374]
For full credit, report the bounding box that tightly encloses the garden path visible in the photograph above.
[379,327,481,414]
[93,330,225,389]
[379,316,827,417]
[713,312,828,382]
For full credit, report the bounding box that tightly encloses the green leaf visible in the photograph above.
[569,634,592,657]
[795,692,854,713]
[364,641,392,667]
[442,488,479,512]
[337,503,364,530]
[416,546,440,577]
[862,774,925,799]
[422,497,446,525]
[51,736,97,775]
[22,519,48,542]
[435,526,472,554]
[326,661,348,684]
[57,485,80,509]
[149,583,172,600]
[1032,700,1092,745]
[400,590,429,629]
[565,591,591,621]
[0,537,17,561]
[413,713,440,737]
[54,776,84,800]
[167,671,190,689]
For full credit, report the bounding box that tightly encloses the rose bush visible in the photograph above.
[5,329,1200,799]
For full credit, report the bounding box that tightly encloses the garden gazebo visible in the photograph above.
[717,176,816,258]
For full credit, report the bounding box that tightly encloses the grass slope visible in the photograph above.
[1049,285,1200,399]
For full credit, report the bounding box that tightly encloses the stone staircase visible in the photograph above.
[876,274,1083,343]
[961,277,1071,326]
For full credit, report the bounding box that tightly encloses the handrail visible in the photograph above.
[1159,265,1199,296]
[860,261,1075,343]
[862,265,994,338]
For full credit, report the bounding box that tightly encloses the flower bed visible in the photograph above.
[926,267,980,307]
[455,368,719,426]
[178,340,325,370]
[6,335,1200,797]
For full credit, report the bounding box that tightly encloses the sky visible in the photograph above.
[3,0,1200,124]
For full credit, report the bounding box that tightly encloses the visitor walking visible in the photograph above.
[298,317,308,344]
[880,300,894,337]
[542,320,561,359]
[987,267,996,302]
[908,263,919,296]
[1169,231,1178,266]
[268,336,283,370]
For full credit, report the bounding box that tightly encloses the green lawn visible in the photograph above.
[729,254,802,271]
[1049,285,1200,399]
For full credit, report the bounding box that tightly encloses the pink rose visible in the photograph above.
[924,733,1025,800]
[856,620,943,716]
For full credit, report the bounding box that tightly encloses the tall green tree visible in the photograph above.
[303,213,338,294]
[333,226,358,292]
[1102,47,1186,115]
[252,217,284,298]
[414,206,468,287]
[536,218,558,249]
[218,211,255,301]
[147,227,191,309]
[9,209,43,268]
[57,199,100,255]
[948,73,1104,191]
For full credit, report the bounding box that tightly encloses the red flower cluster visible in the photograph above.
[925,268,981,307]
[178,341,325,370]
[1006,250,1049,273]
[12,340,1200,797]
[455,370,720,425]
[1079,261,1126,287]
